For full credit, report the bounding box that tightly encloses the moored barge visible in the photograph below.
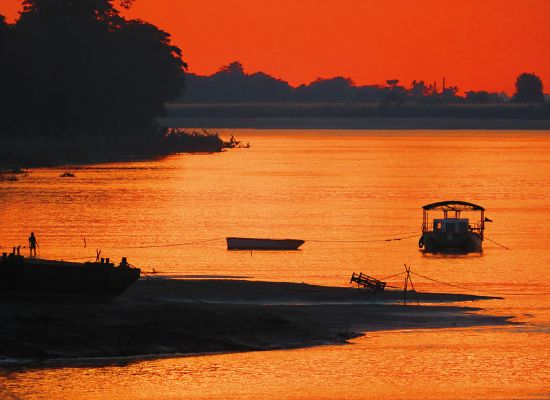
[0,251,140,301]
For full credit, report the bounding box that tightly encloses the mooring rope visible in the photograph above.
[2,238,226,252]
[41,232,420,251]
[484,236,511,250]
[1,231,509,251]
[380,271,407,280]
[54,256,97,261]
[307,234,420,244]
[410,271,550,296]
[109,237,226,249]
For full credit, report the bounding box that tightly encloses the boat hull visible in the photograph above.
[420,231,482,253]
[0,256,140,301]
[226,237,304,250]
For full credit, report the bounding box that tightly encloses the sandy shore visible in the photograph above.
[0,279,512,363]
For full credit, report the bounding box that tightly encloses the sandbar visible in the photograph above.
[0,279,512,364]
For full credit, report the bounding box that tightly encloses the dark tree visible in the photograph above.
[2,0,186,143]
[294,77,355,102]
[179,61,292,102]
[354,86,384,102]
[465,91,506,104]
[513,73,544,103]
[219,61,246,76]
[0,14,7,33]
[0,15,8,62]
[410,80,429,98]
[0,15,12,131]
[381,83,407,104]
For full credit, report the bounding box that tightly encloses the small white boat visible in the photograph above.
[226,237,304,250]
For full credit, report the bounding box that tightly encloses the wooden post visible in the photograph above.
[403,276,408,306]
[404,264,420,306]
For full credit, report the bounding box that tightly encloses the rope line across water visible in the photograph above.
[109,237,226,249]
[306,234,420,244]
[484,236,511,250]
[410,271,550,296]
[380,271,407,281]
[51,232,421,251]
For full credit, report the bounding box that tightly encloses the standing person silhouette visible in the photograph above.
[28,232,37,257]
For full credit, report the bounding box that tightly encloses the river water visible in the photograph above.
[1,130,549,399]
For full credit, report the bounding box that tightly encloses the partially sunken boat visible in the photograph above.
[0,251,141,301]
[419,201,488,253]
[226,237,305,250]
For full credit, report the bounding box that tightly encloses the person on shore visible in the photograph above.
[28,232,37,257]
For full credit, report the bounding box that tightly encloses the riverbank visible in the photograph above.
[0,129,237,170]
[0,279,512,363]
[159,116,550,130]
[164,101,550,130]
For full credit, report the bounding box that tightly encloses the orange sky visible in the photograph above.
[2,0,549,94]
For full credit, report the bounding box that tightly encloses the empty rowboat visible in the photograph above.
[226,237,305,250]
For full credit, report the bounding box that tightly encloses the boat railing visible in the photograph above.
[468,223,484,235]
[423,222,484,235]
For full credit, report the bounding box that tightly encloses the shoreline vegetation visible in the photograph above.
[168,102,550,120]
[161,116,550,131]
[0,128,247,171]
[162,102,550,130]
[2,4,549,171]
[0,1,190,171]
[0,279,511,365]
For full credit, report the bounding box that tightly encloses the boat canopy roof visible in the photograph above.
[422,200,485,212]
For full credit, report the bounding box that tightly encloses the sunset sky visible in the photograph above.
[2,0,549,94]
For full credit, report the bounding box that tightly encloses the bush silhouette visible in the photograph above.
[513,73,544,103]
[0,0,186,142]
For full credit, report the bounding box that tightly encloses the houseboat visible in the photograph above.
[419,201,488,253]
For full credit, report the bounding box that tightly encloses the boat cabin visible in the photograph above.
[432,218,469,234]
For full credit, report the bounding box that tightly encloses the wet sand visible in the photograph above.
[0,279,512,362]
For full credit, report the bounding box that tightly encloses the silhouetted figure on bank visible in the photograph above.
[28,232,37,257]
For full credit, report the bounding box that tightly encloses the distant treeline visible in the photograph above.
[0,2,548,169]
[167,102,550,120]
[180,61,547,105]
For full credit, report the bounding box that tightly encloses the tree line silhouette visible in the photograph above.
[0,0,194,166]
[0,2,548,167]
[181,61,546,105]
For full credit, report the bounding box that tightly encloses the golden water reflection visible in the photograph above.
[1,130,550,399]
[2,327,549,400]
